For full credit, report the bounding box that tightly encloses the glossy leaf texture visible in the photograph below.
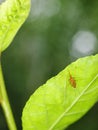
[22,54,98,130]
[0,0,30,52]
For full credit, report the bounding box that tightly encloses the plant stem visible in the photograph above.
[0,63,17,130]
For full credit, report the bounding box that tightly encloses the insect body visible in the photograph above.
[69,72,76,88]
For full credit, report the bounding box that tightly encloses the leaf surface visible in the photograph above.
[0,0,30,51]
[22,54,98,130]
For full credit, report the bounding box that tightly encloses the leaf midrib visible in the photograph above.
[48,74,98,130]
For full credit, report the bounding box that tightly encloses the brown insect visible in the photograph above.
[69,72,76,88]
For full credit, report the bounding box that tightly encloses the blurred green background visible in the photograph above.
[0,0,98,129]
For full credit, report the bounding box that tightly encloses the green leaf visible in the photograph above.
[0,0,30,52]
[22,54,98,130]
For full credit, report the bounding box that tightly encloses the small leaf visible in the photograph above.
[22,54,98,130]
[0,0,30,52]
